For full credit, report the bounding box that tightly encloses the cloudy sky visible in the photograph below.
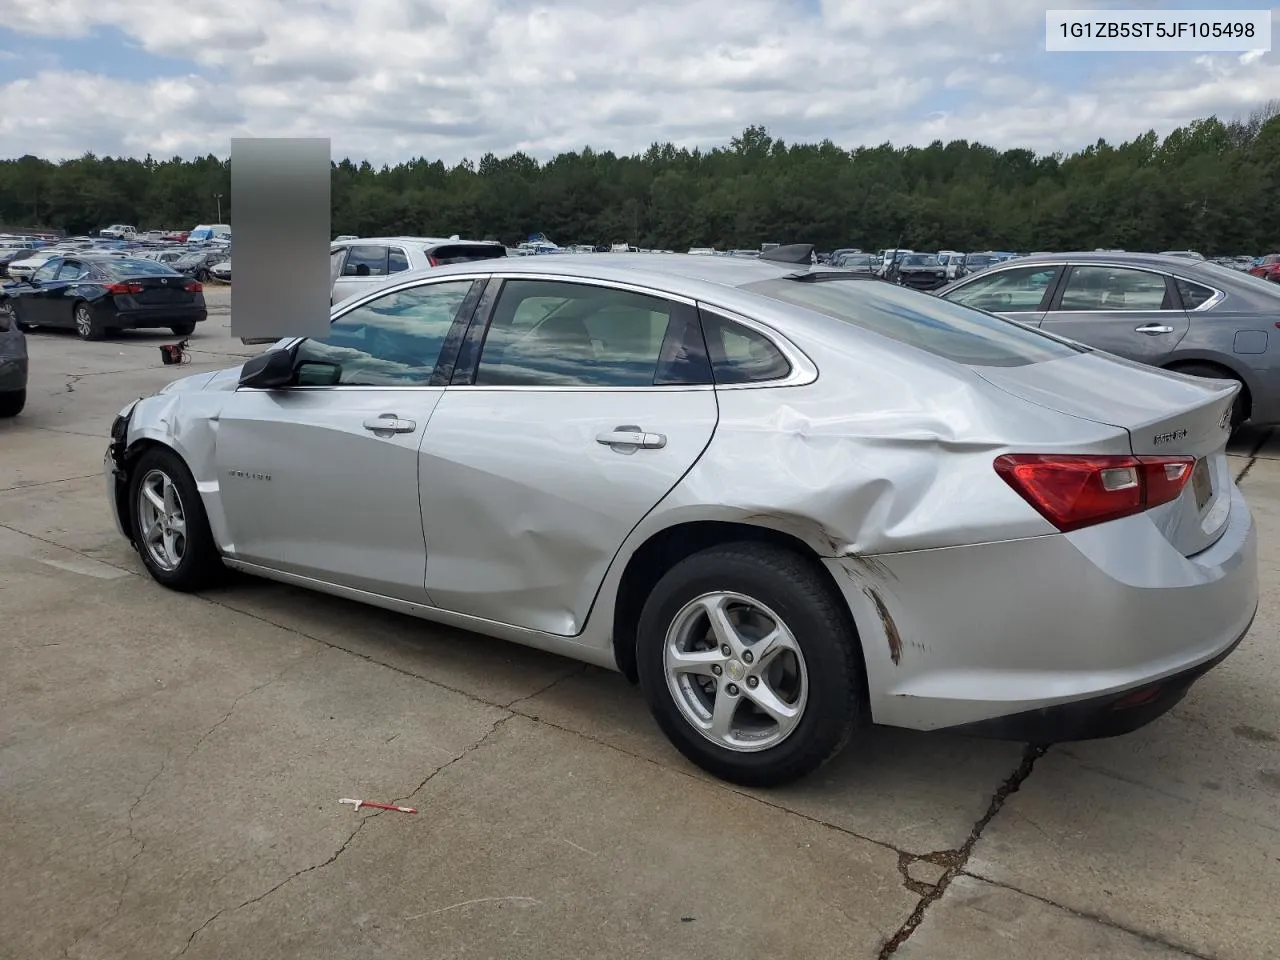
[0,0,1276,165]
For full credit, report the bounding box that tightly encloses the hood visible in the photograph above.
[156,369,223,395]
[200,365,245,392]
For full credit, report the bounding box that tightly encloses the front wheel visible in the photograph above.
[127,446,225,591]
[636,542,864,787]
[0,389,24,417]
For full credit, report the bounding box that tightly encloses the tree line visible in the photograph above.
[1,103,1278,256]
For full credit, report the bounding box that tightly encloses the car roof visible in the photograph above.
[333,236,502,246]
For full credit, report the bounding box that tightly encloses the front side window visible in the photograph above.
[1057,266,1171,311]
[31,259,61,282]
[474,280,679,387]
[943,266,1060,313]
[342,245,389,277]
[291,279,474,386]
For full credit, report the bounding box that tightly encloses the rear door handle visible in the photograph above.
[363,414,417,434]
[1135,324,1175,335]
[596,427,666,449]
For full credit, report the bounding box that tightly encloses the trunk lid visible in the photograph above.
[972,351,1238,556]
[114,275,202,307]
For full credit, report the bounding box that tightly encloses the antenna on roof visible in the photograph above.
[759,243,815,265]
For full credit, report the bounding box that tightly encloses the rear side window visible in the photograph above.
[744,277,1082,368]
[343,245,389,276]
[1176,278,1217,309]
[427,243,507,266]
[388,247,410,272]
[699,309,791,384]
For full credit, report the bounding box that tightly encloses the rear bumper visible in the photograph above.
[93,303,207,330]
[829,482,1258,736]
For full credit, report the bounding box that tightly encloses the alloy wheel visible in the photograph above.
[137,468,188,572]
[663,591,809,752]
[74,305,94,338]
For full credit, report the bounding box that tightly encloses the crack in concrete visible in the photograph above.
[182,649,324,764]
[0,521,137,577]
[878,743,1049,958]
[962,872,1215,960]
[0,472,103,493]
[172,716,511,958]
[503,664,589,710]
[1233,426,1273,484]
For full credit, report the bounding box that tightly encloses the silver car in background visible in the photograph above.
[105,247,1257,786]
[937,251,1280,428]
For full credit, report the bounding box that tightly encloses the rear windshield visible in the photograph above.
[743,277,1084,368]
[428,243,507,265]
[97,258,182,277]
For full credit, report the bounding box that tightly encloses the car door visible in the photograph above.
[21,258,63,325]
[1040,263,1189,363]
[331,244,390,304]
[418,276,719,636]
[939,263,1062,325]
[46,258,91,326]
[212,277,483,600]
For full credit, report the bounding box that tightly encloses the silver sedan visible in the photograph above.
[105,246,1258,786]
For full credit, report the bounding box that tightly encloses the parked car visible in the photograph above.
[187,224,231,244]
[3,254,206,340]
[937,251,1280,428]
[100,225,137,240]
[832,252,875,273]
[1247,254,1280,282]
[170,249,226,282]
[889,252,949,290]
[328,236,507,305]
[6,250,58,281]
[0,297,27,416]
[956,251,1017,279]
[1161,250,1206,260]
[104,245,1256,786]
[210,260,231,282]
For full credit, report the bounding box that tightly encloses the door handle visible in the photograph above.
[596,426,667,449]
[1135,324,1175,335]
[363,414,417,434]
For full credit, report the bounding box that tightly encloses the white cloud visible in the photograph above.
[0,0,1277,163]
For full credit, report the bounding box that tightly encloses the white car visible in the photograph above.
[329,236,507,305]
[6,251,57,280]
[210,261,231,282]
[100,225,137,240]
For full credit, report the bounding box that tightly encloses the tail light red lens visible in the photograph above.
[427,255,440,267]
[105,282,143,294]
[184,281,202,292]
[994,454,1195,532]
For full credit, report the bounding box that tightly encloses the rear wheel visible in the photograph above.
[0,389,24,417]
[1169,363,1247,429]
[636,542,864,787]
[74,303,105,341]
[127,446,224,591]
[170,322,196,336]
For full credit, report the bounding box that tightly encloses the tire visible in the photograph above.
[0,389,24,417]
[170,322,196,336]
[636,542,864,787]
[196,269,210,283]
[127,446,224,591]
[73,303,105,341]
[1170,363,1247,429]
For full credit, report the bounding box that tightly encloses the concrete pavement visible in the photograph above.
[1,286,1277,958]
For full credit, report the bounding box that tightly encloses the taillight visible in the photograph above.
[427,255,440,267]
[184,281,202,292]
[105,282,143,294]
[994,454,1195,532]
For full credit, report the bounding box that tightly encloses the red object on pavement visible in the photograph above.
[339,798,417,814]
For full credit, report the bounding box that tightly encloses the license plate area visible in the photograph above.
[1191,458,1213,512]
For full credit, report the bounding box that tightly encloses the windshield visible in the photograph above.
[743,277,1084,368]
[837,254,872,267]
[901,254,939,267]
[98,258,182,277]
[965,255,997,268]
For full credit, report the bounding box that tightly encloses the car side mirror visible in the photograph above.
[239,347,296,389]
[27,277,40,287]
[296,361,341,386]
